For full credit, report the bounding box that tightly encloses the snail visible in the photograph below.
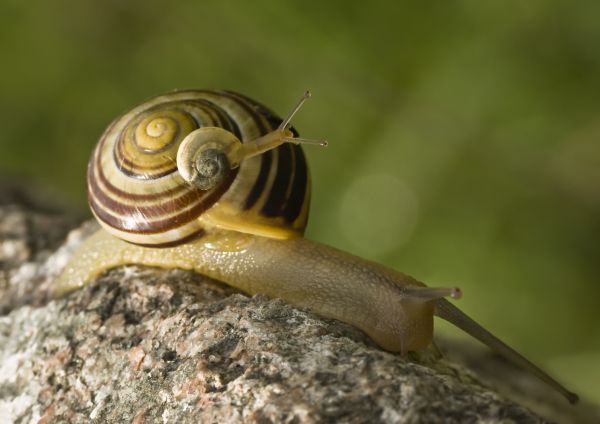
[57,89,578,404]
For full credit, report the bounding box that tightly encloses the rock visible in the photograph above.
[0,181,83,314]
[1,184,598,423]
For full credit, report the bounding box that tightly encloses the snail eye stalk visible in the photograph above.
[238,90,328,160]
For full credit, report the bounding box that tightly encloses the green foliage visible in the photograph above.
[1,0,599,403]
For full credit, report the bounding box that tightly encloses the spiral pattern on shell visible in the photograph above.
[88,90,310,246]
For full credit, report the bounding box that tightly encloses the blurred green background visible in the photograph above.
[1,0,598,403]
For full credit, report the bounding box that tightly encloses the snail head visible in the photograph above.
[176,91,327,190]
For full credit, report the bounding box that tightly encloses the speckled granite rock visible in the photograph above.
[0,184,597,424]
[0,182,82,314]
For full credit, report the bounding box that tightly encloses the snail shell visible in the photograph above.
[88,90,310,246]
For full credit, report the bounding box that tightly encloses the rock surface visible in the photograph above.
[0,184,598,424]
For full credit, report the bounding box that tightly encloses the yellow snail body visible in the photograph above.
[57,89,578,404]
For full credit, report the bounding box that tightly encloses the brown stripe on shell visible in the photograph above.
[89,114,240,235]
[218,90,270,138]
[282,145,308,223]
[92,138,188,201]
[114,139,179,180]
[171,98,243,137]
[234,92,307,223]
[130,115,183,154]
[224,91,309,222]
[244,150,273,210]
[89,166,238,234]
[261,143,293,217]
[111,98,242,179]
[89,168,211,220]
[223,90,281,132]
[158,94,246,140]
[113,113,191,177]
